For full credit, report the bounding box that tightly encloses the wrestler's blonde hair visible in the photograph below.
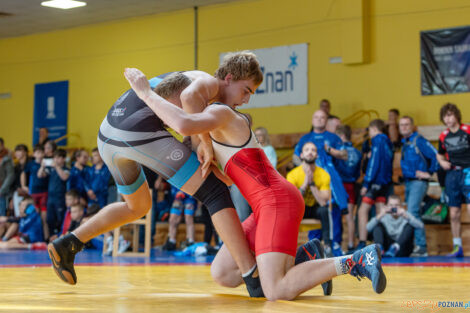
[154,72,192,99]
[215,51,263,85]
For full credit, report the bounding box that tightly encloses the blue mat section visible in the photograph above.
[0,249,469,268]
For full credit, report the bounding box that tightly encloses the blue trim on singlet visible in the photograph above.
[117,168,147,195]
[149,77,164,89]
[167,152,200,189]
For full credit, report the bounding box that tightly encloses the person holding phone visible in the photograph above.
[366,195,424,257]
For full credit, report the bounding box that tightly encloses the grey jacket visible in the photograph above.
[0,155,15,197]
[367,212,424,242]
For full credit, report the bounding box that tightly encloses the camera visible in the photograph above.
[391,207,397,214]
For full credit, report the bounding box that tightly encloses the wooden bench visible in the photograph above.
[153,222,206,248]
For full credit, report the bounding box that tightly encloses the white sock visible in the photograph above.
[453,238,462,247]
[242,264,257,278]
[334,255,353,275]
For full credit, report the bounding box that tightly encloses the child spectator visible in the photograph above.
[86,148,111,209]
[67,203,85,233]
[21,144,49,239]
[44,140,57,161]
[367,195,423,257]
[357,119,394,251]
[0,196,46,250]
[162,186,197,251]
[38,149,70,240]
[336,125,362,253]
[67,149,89,201]
[54,189,81,241]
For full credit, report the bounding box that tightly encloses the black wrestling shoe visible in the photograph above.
[295,238,333,296]
[48,233,84,285]
[242,264,265,298]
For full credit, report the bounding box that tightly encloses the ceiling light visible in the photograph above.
[41,0,86,9]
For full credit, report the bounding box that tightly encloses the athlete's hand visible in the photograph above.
[197,139,213,178]
[360,187,367,196]
[124,68,153,101]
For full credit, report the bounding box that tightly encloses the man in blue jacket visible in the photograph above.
[357,119,394,250]
[399,116,438,257]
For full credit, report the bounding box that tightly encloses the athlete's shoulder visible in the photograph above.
[439,128,450,141]
[461,124,470,134]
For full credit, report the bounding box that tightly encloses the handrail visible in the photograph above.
[53,133,83,148]
[342,109,379,126]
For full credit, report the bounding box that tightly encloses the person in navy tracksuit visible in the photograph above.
[357,119,394,250]
[67,149,90,202]
[86,148,111,209]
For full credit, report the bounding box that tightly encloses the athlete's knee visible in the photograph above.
[126,192,151,218]
[210,263,241,288]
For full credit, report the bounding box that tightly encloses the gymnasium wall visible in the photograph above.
[1,0,470,149]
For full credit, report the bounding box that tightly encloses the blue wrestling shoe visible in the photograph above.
[348,244,387,294]
[446,245,464,258]
[295,238,333,295]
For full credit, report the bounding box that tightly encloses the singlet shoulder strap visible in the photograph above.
[209,103,252,148]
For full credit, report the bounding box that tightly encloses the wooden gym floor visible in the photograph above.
[0,249,469,313]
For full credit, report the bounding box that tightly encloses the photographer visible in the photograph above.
[366,195,424,257]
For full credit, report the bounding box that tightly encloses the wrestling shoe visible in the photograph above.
[47,233,84,285]
[348,244,386,294]
[446,245,464,258]
[295,238,333,296]
[162,238,176,251]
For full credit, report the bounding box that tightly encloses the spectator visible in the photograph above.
[335,125,362,253]
[11,144,30,217]
[399,116,439,257]
[162,186,197,251]
[294,109,349,255]
[254,127,277,168]
[86,148,111,209]
[0,196,46,250]
[326,115,341,134]
[44,140,57,161]
[436,103,470,257]
[319,99,331,116]
[38,128,50,146]
[287,142,332,250]
[67,149,90,201]
[357,119,394,250]
[56,189,81,240]
[21,144,49,240]
[386,109,401,149]
[0,137,14,216]
[67,203,85,234]
[367,195,424,257]
[38,149,70,239]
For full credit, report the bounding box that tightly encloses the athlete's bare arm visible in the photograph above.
[124,67,233,137]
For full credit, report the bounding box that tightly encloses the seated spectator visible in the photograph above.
[0,196,46,250]
[399,115,438,257]
[0,137,14,216]
[326,115,341,134]
[162,186,197,251]
[367,195,424,257]
[254,127,277,168]
[38,127,50,146]
[67,149,90,202]
[335,125,362,253]
[436,103,470,257]
[38,148,70,240]
[385,108,401,149]
[54,189,81,241]
[21,144,49,240]
[357,119,394,251]
[86,148,111,209]
[287,142,332,250]
[11,144,30,217]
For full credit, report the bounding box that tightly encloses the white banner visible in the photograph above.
[220,43,308,108]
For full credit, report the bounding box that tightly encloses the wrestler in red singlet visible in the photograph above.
[211,112,305,257]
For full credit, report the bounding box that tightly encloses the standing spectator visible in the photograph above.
[357,119,394,250]
[20,144,49,239]
[294,109,349,255]
[67,149,90,201]
[38,149,70,240]
[399,116,439,257]
[43,140,57,161]
[386,109,401,149]
[367,195,424,257]
[86,148,111,209]
[436,103,470,257]
[0,138,14,216]
[38,128,50,146]
[335,125,362,252]
[326,115,341,134]
[11,144,30,217]
[319,99,331,116]
[254,127,277,168]
[287,142,332,251]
